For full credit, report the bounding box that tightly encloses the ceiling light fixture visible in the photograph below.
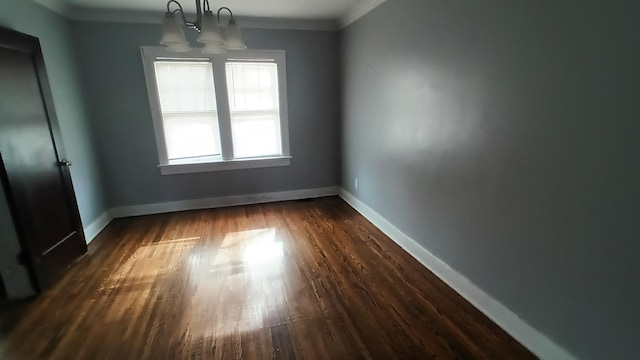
[160,0,247,53]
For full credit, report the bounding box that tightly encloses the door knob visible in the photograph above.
[58,160,72,167]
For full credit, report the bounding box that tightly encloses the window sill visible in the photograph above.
[158,156,292,175]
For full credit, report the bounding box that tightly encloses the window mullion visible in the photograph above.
[211,56,234,160]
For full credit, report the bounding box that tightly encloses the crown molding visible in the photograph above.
[67,6,339,31]
[33,2,339,31]
[341,0,386,28]
[235,17,339,31]
[35,0,378,31]
[33,0,70,15]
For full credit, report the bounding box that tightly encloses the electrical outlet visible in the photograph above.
[355,178,359,189]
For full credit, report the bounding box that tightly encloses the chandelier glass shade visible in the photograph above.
[160,0,246,53]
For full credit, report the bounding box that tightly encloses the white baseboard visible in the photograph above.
[83,211,113,244]
[338,189,575,360]
[109,186,339,218]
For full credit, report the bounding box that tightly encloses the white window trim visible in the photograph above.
[141,46,291,175]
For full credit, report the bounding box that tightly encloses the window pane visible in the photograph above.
[226,62,281,158]
[230,112,281,158]
[154,61,220,159]
[163,113,221,160]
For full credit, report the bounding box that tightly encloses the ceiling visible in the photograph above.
[36,0,386,27]
[69,0,358,19]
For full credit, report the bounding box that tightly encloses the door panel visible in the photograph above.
[0,277,6,301]
[0,27,87,291]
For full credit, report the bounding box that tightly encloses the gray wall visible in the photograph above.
[70,21,341,208]
[0,0,107,297]
[341,0,639,359]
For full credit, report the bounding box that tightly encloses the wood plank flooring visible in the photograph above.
[0,197,535,359]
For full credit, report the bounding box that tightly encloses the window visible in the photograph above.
[141,47,290,175]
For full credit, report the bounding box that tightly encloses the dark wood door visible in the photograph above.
[0,27,87,292]
[0,277,6,301]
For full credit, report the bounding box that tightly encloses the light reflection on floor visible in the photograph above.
[101,236,193,320]
[97,228,288,338]
[185,228,287,337]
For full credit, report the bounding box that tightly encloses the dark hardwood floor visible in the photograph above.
[0,197,535,359]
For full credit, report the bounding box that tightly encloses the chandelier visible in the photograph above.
[160,0,246,53]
